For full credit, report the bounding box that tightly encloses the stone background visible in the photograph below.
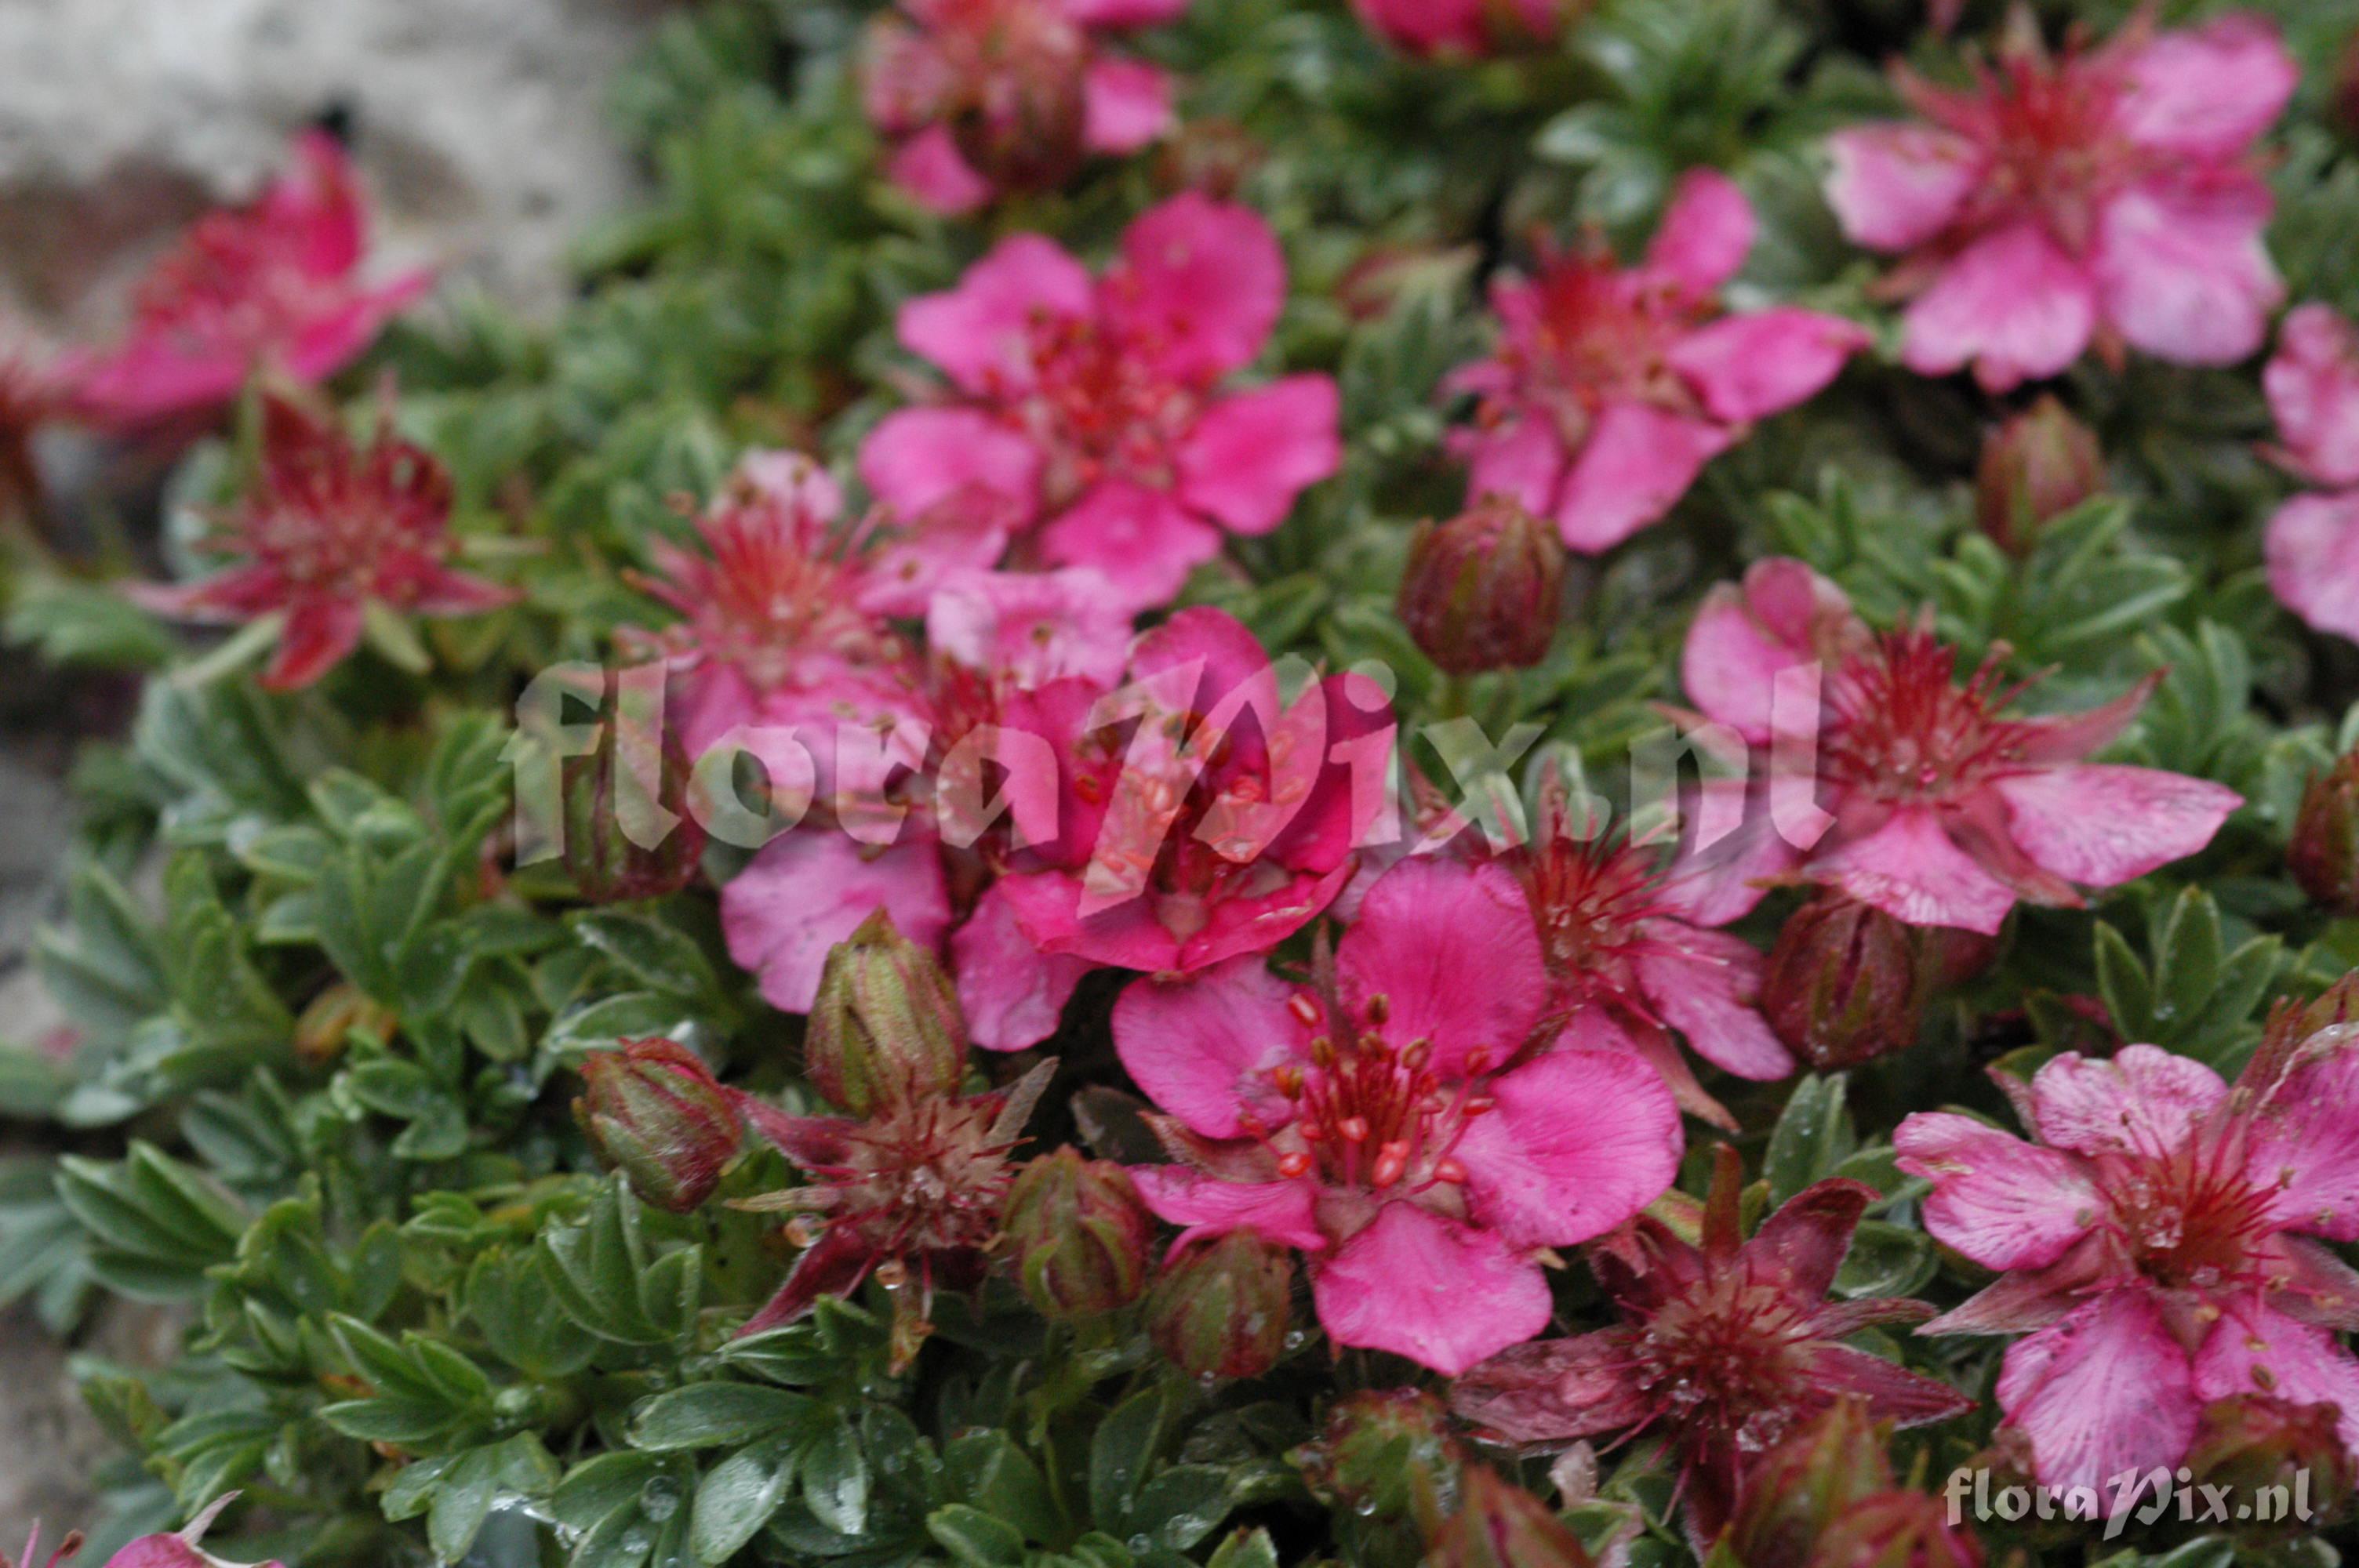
[0,0,665,1537]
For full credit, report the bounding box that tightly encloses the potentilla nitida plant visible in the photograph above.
[1895,1028,2359,1490]
[1824,8,2295,391]
[1116,855,1682,1374]
[733,915,1051,1369]
[1677,557,2241,935]
[1452,1147,1971,1550]
[860,194,1341,611]
[1447,169,1868,554]
[128,386,514,689]
[862,0,1187,215]
[65,131,433,429]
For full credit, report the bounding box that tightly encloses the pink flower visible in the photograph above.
[1896,1033,2359,1490]
[1351,0,1568,57]
[1447,169,1869,554]
[128,387,512,689]
[863,0,1187,215]
[1677,557,2241,935]
[861,194,1342,610]
[1452,1149,1971,1548]
[1116,855,1685,1374]
[2261,303,2359,645]
[66,132,432,429]
[1823,12,2294,392]
[990,605,1394,975]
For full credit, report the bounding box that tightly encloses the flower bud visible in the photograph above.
[2338,27,2359,143]
[1145,1230,1293,1380]
[1976,395,2103,554]
[574,1039,742,1213]
[1398,495,1567,676]
[2263,971,2359,1062]
[1721,1400,1893,1568]
[1763,896,1923,1069]
[562,673,706,904]
[2292,750,2359,915]
[2186,1393,2355,1525]
[1293,1388,1459,1535]
[1153,118,1263,200]
[805,911,967,1116]
[1803,1493,1983,1568]
[1425,1467,1594,1568]
[1001,1148,1154,1319]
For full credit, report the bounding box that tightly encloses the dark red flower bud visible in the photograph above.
[1398,495,1567,675]
[1293,1388,1460,1536]
[562,672,706,904]
[1145,1230,1293,1380]
[1001,1147,1154,1320]
[574,1039,742,1213]
[1976,394,2103,554]
[2292,750,2359,915]
[1763,896,1924,1069]
[1426,1467,1594,1568]
[1802,1491,1983,1568]
[1721,1399,1894,1568]
[805,911,968,1116]
[2186,1394,2355,1526]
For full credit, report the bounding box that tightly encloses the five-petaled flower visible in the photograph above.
[1447,169,1868,554]
[1677,557,2242,935]
[1824,9,2295,392]
[863,0,1188,215]
[860,193,1342,612]
[129,386,513,690]
[2261,303,2359,646]
[1452,1146,1971,1549]
[1116,855,1684,1374]
[67,131,433,429]
[1896,1032,2359,1490]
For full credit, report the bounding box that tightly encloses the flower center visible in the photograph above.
[139,215,340,358]
[1630,1271,1821,1454]
[1821,627,2036,804]
[805,1098,1019,1258]
[1518,833,1670,985]
[2095,1138,2277,1293]
[1012,314,1199,506]
[1255,992,1491,1193]
[1973,53,2144,255]
[1488,252,1701,446]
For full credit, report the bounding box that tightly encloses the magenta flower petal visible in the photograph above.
[1895,1111,2103,1270]
[1130,1167,1326,1254]
[2265,303,2359,487]
[952,885,1093,1052]
[1331,858,1550,1078]
[926,568,1133,689]
[1105,193,1285,383]
[1900,222,2095,393]
[1633,930,1794,1080]
[1176,375,1341,534]
[885,128,994,215]
[2246,1041,2359,1242]
[900,234,1096,393]
[1667,307,1868,424]
[1461,416,1567,517]
[1802,1344,1975,1427]
[1992,764,2241,890]
[1454,1047,1683,1249]
[1642,168,1756,299]
[1995,1295,2200,1491]
[1815,807,2019,935]
[859,405,1044,519]
[2092,176,2281,368]
[1678,560,1852,744]
[1823,124,1983,252]
[1553,400,1736,552]
[2266,492,2359,644]
[1063,0,1191,20]
[1309,1203,1554,1374]
[2116,14,2297,160]
[2027,1044,2228,1160]
[264,599,366,691]
[1112,956,1303,1139]
[1080,57,1172,153]
[2193,1301,2359,1457]
[1038,480,1225,609]
[721,833,952,1013]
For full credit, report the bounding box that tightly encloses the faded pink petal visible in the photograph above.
[1461,416,1566,516]
[2028,1045,2228,1161]
[721,832,952,1013]
[2092,175,2281,368]
[2265,491,2359,644]
[1678,558,1853,745]
[1104,193,1285,383]
[1815,806,2019,934]
[900,234,1096,393]
[1129,600,1277,699]
[1129,1167,1326,1254]
[1894,1111,2103,1269]
[885,126,994,216]
[261,598,365,691]
[1336,858,1550,1078]
[1309,1203,1554,1374]
[1997,1295,2200,1491]
[1111,956,1302,1138]
[952,884,1092,1051]
[1176,375,1341,534]
[1991,765,2240,889]
[1823,124,1983,252]
[1350,0,1491,56]
[1804,1343,1976,1427]
[1553,400,1735,553]
[2265,303,2359,487]
[1449,1330,1654,1443]
[1038,480,1224,608]
[1643,169,1756,299]
[926,567,1133,688]
[2246,1037,2359,1243]
[2117,15,2297,161]
[1633,928,1794,1080]
[1081,58,1172,154]
[1901,222,2095,393]
[858,405,1043,520]
[1667,307,1868,423]
[1063,0,1191,23]
[1453,1047,1683,1249]
[2193,1301,2359,1459]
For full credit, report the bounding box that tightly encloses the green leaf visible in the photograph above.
[799,1409,871,1537]
[927,1505,1027,1568]
[690,1432,801,1563]
[1765,1075,1854,1208]
[632,1383,816,1451]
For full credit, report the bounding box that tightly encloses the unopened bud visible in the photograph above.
[805,911,967,1116]
[574,1039,742,1213]
[1763,897,1924,1070]
[1802,1492,1983,1568]
[562,674,705,904]
[1425,1466,1594,1568]
[1398,495,1567,676]
[2186,1393,2355,1526]
[1145,1230,1294,1380]
[1722,1400,1894,1568]
[1001,1148,1154,1320]
[1976,394,2103,555]
[1292,1388,1459,1536]
[2292,750,2359,915]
